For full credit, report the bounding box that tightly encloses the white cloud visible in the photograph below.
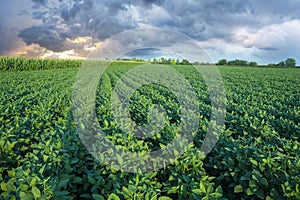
[233,20,300,50]
[128,4,172,26]
[197,39,259,63]
[194,20,300,64]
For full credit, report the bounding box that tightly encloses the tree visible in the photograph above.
[268,63,276,67]
[181,59,190,65]
[217,59,227,65]
[153,58,157,63]
[285,58,296,67]
[171,58,176,65]
[176,59,180,65]
[167,58,171,64]
[227,59,248,66]
[277,61,285,67]
[249,62,258,67]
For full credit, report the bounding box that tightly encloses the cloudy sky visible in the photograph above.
[1,0,300,64]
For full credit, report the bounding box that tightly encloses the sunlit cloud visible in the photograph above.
[41,49,86,59]
[66,36,93,44]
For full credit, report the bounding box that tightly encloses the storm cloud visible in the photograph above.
[18,26,66,52]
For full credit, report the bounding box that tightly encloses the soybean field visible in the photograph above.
[0,57,300,199]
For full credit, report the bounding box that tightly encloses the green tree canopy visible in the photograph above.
[285,58,296,67]
[217,59,227,65]
[181,59,190,65]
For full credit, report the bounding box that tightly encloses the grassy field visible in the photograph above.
[0,59,299,199]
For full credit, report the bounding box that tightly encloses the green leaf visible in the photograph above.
[158,197,173,200]
[247,188,255,196]
[241,172,251,181]
[145,193,150,200]
[30,177,37,187]
[192,189,203,195]
[7,179,16,192]
[207,184,213,194]
[255,189,265,199]
[31,186,41,199]
[234,185,243,193]
[19,184,29,192]
[7,170,16,178]
[56,178,70,190]
[200,182,206,193]
[249,179,257,190]
[39,165,46,175]
[215,186,223,194]
[43,155,48,162]
[122,186,133,198]
[55,190,70,196]
[249,158,258,166]
[92,194,105,200]
[258,177,268,188]
[20,191,34,200]
[20,191,27,198]
[116,154,123,165]
[1,182,7,191]
[70,158,79,164]
[72,177,83,184]
[108,193,120,200]
[173,149,179,157]
[88,176,96,185]
[103,120,109,127]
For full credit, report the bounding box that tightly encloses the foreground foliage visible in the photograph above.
[0,59,299,199]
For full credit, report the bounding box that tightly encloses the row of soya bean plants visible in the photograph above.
[93,65,225,199]
[0,68,80,199]
[201,66,300,199]
[1,60,299,199]
[0,57,82,72]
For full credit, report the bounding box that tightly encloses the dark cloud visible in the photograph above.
[32,11,48,20]
[17,10,30,16]
[106,1,128,14]
[0,24,19,55]
[23,0,256,47]
[258,47,278,51]
[18,26,66,52]
[142,0,157,3]
[78,0,93,10]
[17,0,136,52]
[0,0,34,55]
[61,3,80,21]
[121,48,181,61]
[140,0,165,6]
[32,0,47,4]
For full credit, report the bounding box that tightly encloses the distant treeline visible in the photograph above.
[118,57,214,65]
[216,58,298,68]
[0,56,82,72]
[119,57,299,68]
[118,57,194,65]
